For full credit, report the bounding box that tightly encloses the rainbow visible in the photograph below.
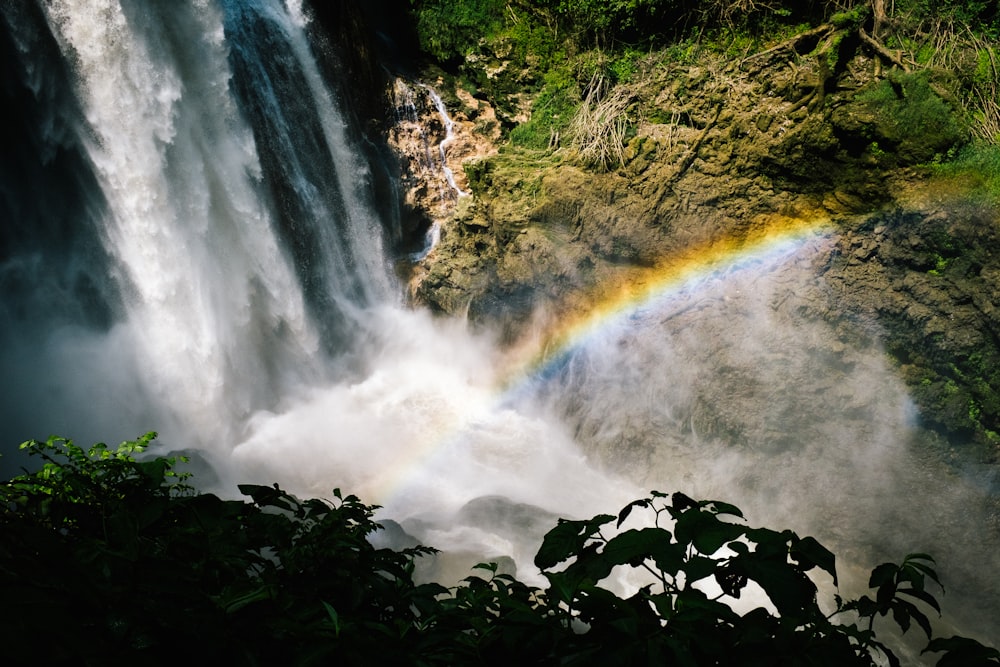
[499,213,836,391]
[373,213,836,508]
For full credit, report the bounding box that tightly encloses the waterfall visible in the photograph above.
[0,0,403,453]
[389,78,471,260]
[1,0,998,650]
[0,0,638,531]
[425,86,469,200]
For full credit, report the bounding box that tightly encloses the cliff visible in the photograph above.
[386,14,1000,459]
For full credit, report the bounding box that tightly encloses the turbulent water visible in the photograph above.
[1,0,997,653]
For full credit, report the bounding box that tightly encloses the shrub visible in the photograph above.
[509,67,581,149]
[2,435,998,665]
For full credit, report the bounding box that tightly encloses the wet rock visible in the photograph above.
[394,44,996,451]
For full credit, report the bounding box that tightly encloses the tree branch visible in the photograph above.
[859,27,910,73]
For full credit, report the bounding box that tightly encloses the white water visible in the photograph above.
[426,86,469,199]
[18,0,639,540]
[2,0,998,650]
[38,0,322,447]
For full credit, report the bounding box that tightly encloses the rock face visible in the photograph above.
[386,76,501,265]
[379,23,1000,642]
[387,38,999,453]
[823,201,1000,445]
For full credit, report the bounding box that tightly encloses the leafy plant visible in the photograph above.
[2,436,998,665]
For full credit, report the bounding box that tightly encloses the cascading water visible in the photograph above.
[425,86,469,200]
[1,0,998,655]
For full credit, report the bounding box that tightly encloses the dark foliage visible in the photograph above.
[2,435,998,665]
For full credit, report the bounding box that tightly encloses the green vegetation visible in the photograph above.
[406,0,1000,154]
[410,0,508,64]
[930,142,1000,203]
[855,70,969,163]
[508,68,580,149]
[3,434,999,665]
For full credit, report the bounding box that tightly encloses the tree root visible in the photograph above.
[859,27,910,73]
[739,23,835,72]
[653,102,723,211]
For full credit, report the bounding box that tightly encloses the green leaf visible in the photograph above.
[891,600,912,633]
[322,601,341,637]
[683,555,720,584]
[472,561,499,574]
[902,553,942,591]
[671,491,698,512]
[869,562,899,589]
[216,583,274,614]
[616,498,649,528]
[673,587,740,623]
[716,562,749,598]
[791,535,838,585]
[896,587,942,614]
[534,514,615,570]
[237,483,300,512]
[602,527,676,568]
[704,500,744,519]
[730,550,819,617]
[674,509,744,555]
[923,636,1000,666]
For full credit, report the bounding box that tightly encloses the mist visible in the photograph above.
[1,0,997,654]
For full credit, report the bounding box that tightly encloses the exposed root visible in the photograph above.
[968,36,1000,142]
[653,102,723,210]
[570,73,635,171]
[859,27,910,72]
[740,23,835,72]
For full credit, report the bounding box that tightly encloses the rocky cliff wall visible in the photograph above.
[390,35,1000,457]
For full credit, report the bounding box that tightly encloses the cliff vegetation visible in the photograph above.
[394,0,1000,453]
[2,435,997,665]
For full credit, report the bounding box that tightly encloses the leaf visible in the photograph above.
[542,570,578,604]
[673,587,740,624]
[869,562,899,589]
[732,550,819,617]
[908,603,933,640]
[472,561,499,574]
[534,514,614,570]
[841,594,879,618]
[671,491,698,512]
[870,562,899,610]
[215,583,274,614]
[674,509,744,555]
[683,555,720,584]
[923,636,1000,666]
[902,553,943,591]
[896,587,942,614]
[602,527,676,568]
[716,562,749,598]
[891,601,911,633]
[557,542,615,589]
[705,500,744,519]
[791,535,838,585]
[322,601,341,637]
[237,483,300,512]
[616,498,650,528]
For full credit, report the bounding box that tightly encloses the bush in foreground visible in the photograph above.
[1,434,998,666]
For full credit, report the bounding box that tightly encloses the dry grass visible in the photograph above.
[877,9,997,144]
[965,34,1000,143]
[569,73,635,171]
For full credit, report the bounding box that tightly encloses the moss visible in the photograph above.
[830,6,870,29]
[508,68,580,149]
[854,70,969,164]
[929,141,1000,204]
